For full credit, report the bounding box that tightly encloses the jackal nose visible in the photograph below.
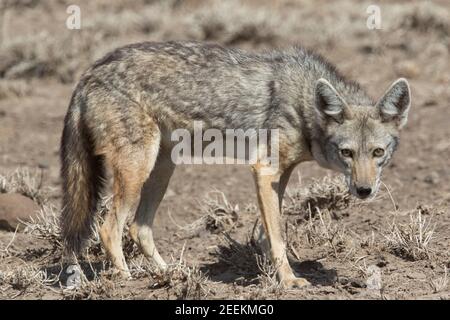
[356,186,372,198]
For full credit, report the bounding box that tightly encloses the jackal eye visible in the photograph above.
[340,149,353,158]
[373,148,385,157]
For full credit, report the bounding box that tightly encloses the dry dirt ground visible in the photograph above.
[0,0,449,299]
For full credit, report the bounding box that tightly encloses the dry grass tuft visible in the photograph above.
[22,205,61,245]
[288,207,351,259]
[131,247,211,300]
[254,254,282,293]
[0,263,58,298]
[245,253,283,299]
[212,224,283,292]
[284,175,353,217]
[65,277,116,300]
[148,261,210,299]
[130,247,211,299]
[60,263,118,300]
[429,267,448,294]
[213,230,283,296]
[0,168,48,205]
[383,209,436,261]
[176,191,239,239]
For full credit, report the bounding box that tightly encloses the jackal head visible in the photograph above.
[311,78,411,199]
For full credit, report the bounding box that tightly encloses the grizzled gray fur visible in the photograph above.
[60,41,411,288]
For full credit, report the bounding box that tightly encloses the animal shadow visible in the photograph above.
[200,238,337,287]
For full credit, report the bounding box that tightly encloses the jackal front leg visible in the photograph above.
[252,165,310,289]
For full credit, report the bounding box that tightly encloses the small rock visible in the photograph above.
[0,193,41,232]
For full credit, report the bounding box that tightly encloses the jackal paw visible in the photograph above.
[280,275,311,289]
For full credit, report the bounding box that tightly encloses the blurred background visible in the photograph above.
[0,0,448,299]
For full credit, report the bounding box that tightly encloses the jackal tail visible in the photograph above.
[60,92,106,257]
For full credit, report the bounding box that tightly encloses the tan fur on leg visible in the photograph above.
[252,164,310,288]
[130,148,174,269]
[100,126,161,278]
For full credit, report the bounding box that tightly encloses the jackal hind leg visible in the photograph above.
[129,148,174,270]
[100,135,161,279]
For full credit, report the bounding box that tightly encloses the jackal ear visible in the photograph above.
[315,78,351,124]
[376,78,411,129]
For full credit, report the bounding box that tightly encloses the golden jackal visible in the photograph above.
[60,41,411,288]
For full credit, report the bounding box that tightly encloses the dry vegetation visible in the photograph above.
[284,175,354,217]
[1,169,448,299]
[175,191,240,239]
[0,168,48,205]
[383,209,436,261]
[0,0,449,299]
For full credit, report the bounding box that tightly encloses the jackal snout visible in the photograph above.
[350,158,378,199]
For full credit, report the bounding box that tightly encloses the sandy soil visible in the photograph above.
[0,0,449,299]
